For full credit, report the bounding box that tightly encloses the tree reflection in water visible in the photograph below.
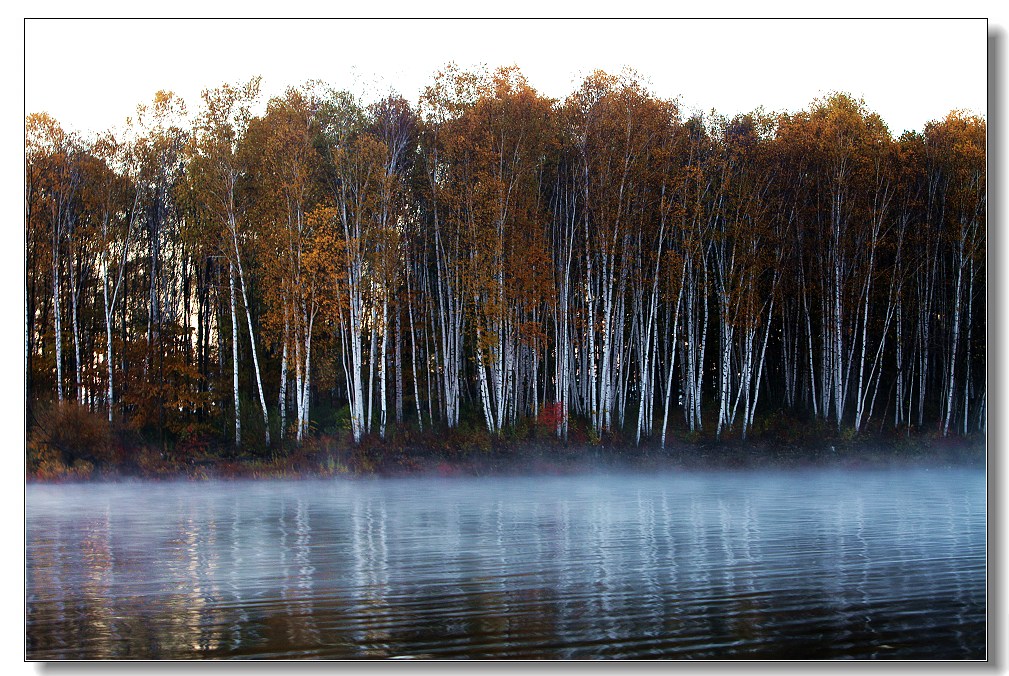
[27,468,985,659]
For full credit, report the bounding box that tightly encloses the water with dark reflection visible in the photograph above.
[26,467,985,659]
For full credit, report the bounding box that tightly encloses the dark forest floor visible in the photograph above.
[26,423,986,483]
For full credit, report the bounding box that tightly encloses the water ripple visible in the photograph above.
[27,468,985,659]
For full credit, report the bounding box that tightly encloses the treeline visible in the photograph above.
[25,66,986,454]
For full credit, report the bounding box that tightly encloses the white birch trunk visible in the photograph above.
[69,258,82,404]
[475,322,496,434]
[103,269,114,421]
[229,263,240,448]
[300,310,313,442]
[943,238,965,436]
[395,307,403,426]
[279,312,288,441]
[366,321,377,435]
[743,294,776,439]
[379,299,388,439]
[230,221,270,447]
[52,230,63,404]
[407,272,423,431]
[661,264,685,449]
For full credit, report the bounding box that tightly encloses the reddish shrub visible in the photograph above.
[538,403,566,430]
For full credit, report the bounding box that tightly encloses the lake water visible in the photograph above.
[26,467,986,659]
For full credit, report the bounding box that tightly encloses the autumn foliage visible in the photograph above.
[25,66,986,469]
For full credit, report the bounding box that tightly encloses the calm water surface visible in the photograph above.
[26,467,986,659]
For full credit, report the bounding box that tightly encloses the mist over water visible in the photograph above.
[26,466,985,659]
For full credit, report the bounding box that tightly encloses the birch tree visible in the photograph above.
[193,78,271,448]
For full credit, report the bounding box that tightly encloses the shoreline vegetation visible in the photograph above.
[27,402,983,483]
[27,67,986,483]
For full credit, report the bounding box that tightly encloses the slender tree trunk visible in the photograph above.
[395,306,403,426]
[240,276,270,447]
[229,263,241,448]
[895,298,904,428]
[103,272,114,422]
[853,241,876,433]
[661,264,684,449]
[279,311,289,442]
[52,229,63,404]
[943,237,965,436]
[367,321,377,435]
[636,217,666,444]
[230,222,270,447]
[475,320,496,434]
[963,257,974,436]
[379,299,389,439]
[407,271,423,431]
[300,308,314,442]
[69,255,82,404]
[744,292,776,439]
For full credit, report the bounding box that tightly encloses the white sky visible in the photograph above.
[25,17,988,138]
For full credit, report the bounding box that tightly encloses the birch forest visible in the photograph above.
[25,67,986,457]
